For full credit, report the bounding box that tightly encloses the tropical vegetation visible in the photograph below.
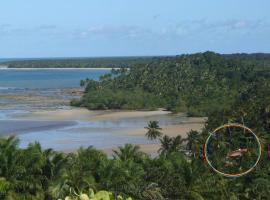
[1,51,270,199]
[73,52,270,116]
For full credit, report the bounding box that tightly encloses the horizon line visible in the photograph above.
[1,51,270,60]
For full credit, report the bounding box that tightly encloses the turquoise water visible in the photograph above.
[0,68,111,89]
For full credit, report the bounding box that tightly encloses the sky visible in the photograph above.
[0,0,269,58]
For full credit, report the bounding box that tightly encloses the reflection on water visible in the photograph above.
[18,128,155,150]
[0,113,184,151]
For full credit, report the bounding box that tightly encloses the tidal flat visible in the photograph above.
[0,68,205,154]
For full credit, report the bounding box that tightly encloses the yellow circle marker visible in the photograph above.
[204,123,262,178]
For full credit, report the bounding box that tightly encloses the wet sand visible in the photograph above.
[11,108,206,154]
[0,120,77,136]
[102,117,205,155]
[14,108,172,121]
[14,108,97,121]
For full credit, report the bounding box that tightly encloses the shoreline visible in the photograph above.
[0,67,118,70]
[13,108,173,121]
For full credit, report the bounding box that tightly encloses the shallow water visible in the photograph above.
[0,120,77,135]
[0,68,111,89]
[0,68,111,115]
[0,68,183,151]
[18,124,155,150]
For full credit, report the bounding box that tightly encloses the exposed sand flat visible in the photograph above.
[14,108,97,121]
[14,108,172,121]
[89,109,171,121]
[118,122,205,137]
[55,119,205,155]
[104,120,205,155]
[11,107,206,155]
[51,114,206,155]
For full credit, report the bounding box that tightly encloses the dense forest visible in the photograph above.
[1,51,270,199]
[72,52,270,116]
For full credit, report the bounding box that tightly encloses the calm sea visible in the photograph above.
[0,68,111,89]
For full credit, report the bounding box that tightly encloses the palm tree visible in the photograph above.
[113,144,144,162]
[158,135,184,155]
[145,121,163,140]
[158,135,172,154]
[142,183,165,200]
[171,135,184,152]
[41,149,68,200]
[0,136,21,189]
[185,130,202,157]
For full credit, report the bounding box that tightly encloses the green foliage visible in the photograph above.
[0,121,270,200]
[1,52,270,199]
[80,88,162,110]
[62,189,132,200]
[74,52,269,114]
[145,121,163,140]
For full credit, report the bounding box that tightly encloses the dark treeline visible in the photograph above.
[3,57,158,69]
[4,53,270,69]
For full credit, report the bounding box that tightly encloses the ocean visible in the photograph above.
[0,68,111,89]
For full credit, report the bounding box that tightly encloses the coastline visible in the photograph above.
[13,108,177,122]
[0,67,118,70]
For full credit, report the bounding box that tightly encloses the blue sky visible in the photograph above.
[0,0,269,57]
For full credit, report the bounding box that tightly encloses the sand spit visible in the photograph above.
[14,108,172,122]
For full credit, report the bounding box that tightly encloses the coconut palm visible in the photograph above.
[158,135,172,154]
[0,135,19,179]
[171,135,185,152]
[158,135,184,155]
[185,130,202,156]
[113,144,144,162]
[145,121,163,140]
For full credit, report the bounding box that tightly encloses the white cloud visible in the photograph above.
[157,19,268,40]
[1,19,268,43]
[72,25,152,40]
